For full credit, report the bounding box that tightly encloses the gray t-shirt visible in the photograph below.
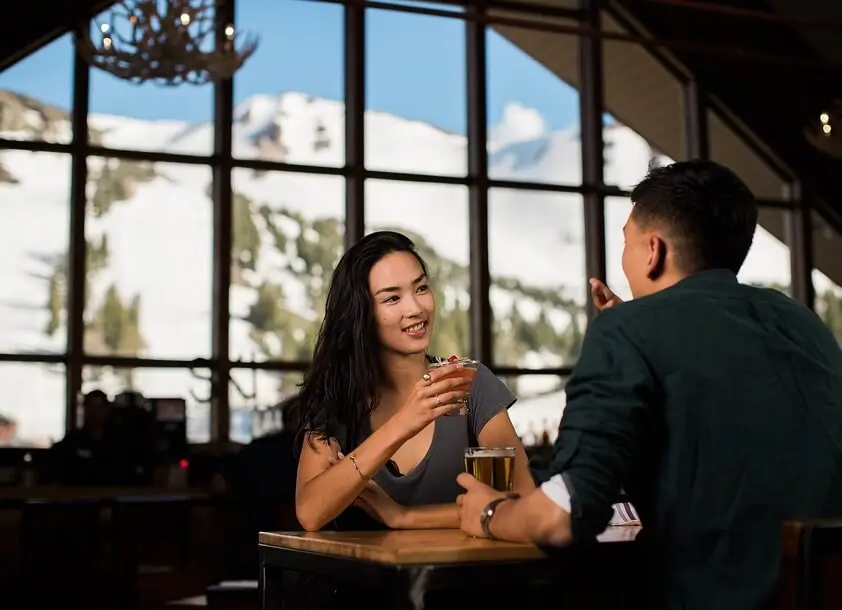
[368,363,516,506]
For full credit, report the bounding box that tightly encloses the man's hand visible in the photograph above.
[589,278,623,311]
[455,473,507,537]
[354,480,409,529]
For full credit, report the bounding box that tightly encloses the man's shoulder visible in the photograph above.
[590,290,673,331]
[597,277,789,322]
[587,280,738,345]
[594,279,838,358]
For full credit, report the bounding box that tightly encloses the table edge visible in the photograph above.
[258,531,547,565]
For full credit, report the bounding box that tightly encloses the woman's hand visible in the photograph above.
[392,363,471,438]
[354,481,408,529]
[328,454,408,528]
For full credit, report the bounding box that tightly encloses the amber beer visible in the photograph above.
[464,447,516,492]
[427,357,478,416]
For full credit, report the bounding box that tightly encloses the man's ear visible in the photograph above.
[645,233,667,280]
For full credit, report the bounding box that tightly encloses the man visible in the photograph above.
[456,160,842,610]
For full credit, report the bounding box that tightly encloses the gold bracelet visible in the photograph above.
[348,453,366,480]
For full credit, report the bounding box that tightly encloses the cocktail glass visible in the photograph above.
[426,357,478,416]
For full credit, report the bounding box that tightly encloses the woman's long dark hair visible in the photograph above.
[293,231,430,453]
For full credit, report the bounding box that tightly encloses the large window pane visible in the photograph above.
[233,0,343,167]
[81,365,211,443]
[87,9,213,154]
[0,34,74,144]
[708,110,787,201]
[604,115,675,191]
[604,197,634,302]
[229,369,303,444]
[230,170,345,362]
[0,362,65,447]
[812,269,842,346]
[601,13,682,188]
[84,159,213,359]
[0,151,70,353]
[738,208,791,293]
[365,9,466,176]
[486,19,580,185]
[812,213,842,345]
[489,190,586,367]
[502,374,566,446]
[364,180,470,357]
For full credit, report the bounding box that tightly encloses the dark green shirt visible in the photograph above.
[550,269,842,610]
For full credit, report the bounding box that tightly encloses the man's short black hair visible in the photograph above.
[630,159,758,274]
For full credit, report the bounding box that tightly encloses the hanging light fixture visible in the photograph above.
[77,0,258,86]
[804,102,842,159]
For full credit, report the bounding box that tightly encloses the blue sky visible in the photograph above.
[0,0,581,135]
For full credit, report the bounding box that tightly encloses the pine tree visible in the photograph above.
[232,192,261,273]
[122,294,145,355]
[100,284,126,353]
[45,269,63,336]
[816,288,842,345]
[246,282,284,332]
[86,235,109,274]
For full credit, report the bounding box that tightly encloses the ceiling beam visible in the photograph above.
[0,0,117,73]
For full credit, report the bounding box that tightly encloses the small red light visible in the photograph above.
[179,458,189,469]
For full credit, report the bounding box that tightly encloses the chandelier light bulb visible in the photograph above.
[820,112,830,124]
[180,12,191,26]
[822,123,832,135]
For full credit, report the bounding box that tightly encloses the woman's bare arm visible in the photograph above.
[296,363,471,531]
[295,417,408,531]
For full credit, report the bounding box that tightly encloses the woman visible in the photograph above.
[294,230,534,532]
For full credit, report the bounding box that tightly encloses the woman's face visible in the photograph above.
[368,251,436,356]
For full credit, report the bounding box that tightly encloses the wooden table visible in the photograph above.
[258,527,642,610]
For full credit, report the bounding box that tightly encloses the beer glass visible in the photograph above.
[427,357,477,416]
[464,446,516,492]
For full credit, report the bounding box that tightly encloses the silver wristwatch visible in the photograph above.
[479,494,520,539]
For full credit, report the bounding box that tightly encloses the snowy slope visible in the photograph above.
[0,91,797,444]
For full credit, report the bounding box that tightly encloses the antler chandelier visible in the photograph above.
[77,0,258,86]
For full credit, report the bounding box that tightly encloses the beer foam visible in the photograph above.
[465,447,516,458]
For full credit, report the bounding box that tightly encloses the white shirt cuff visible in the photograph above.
[540,473,572,513]
[610,501,640,524]
[540,474,640,524]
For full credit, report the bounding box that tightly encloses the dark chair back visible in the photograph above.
[20,498,103,604]
[780,520,842,610]
[112,495,192,575]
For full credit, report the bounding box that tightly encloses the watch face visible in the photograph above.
[480,502,497,536]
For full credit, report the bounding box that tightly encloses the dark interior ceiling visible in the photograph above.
[623,0,842,222]
[1,0,841,224]
[0,0,110,72]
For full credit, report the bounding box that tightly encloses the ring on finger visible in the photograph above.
[422,372,432,383]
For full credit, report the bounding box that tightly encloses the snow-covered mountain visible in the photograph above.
[0,90,795,445]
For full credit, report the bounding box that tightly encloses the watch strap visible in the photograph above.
[480,493,520,539]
